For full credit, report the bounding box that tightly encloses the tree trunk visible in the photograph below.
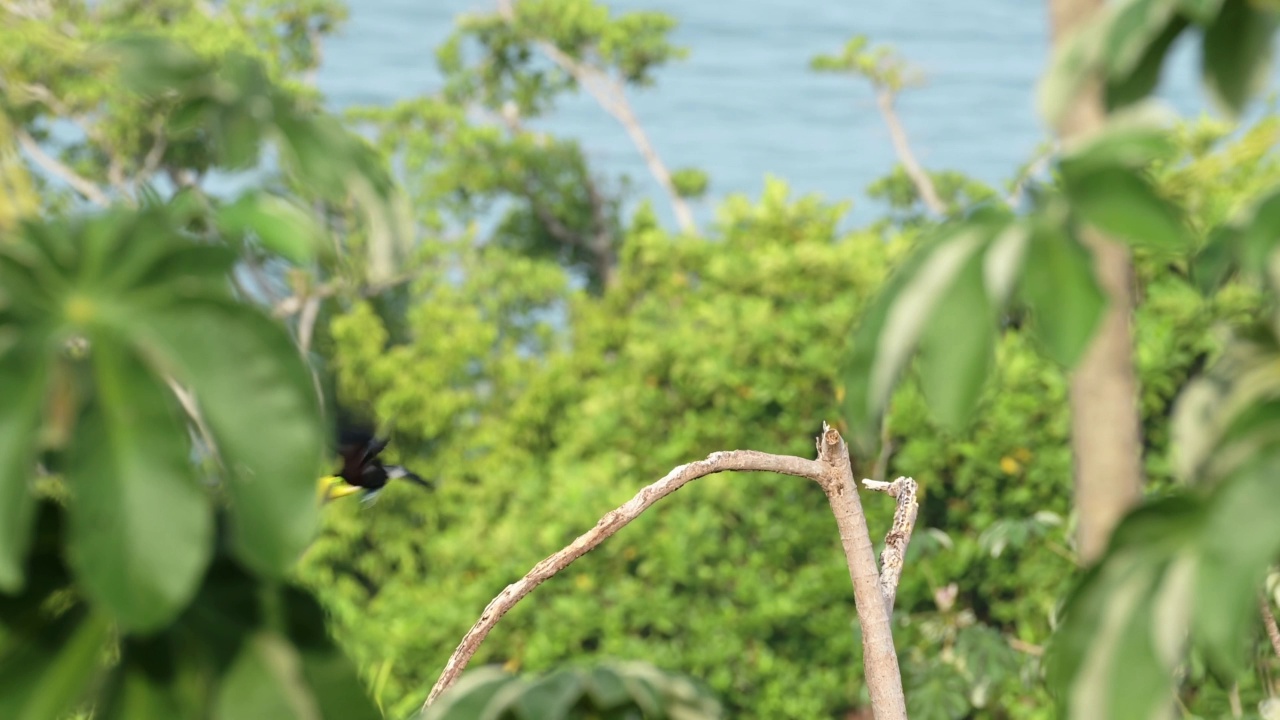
[1048,0,1145,564]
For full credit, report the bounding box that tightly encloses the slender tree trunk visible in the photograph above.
[1048,0,1145,564]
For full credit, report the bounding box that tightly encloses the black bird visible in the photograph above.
[320,422,433,503]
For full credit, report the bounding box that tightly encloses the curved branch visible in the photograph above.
[494,0,697,236]
[422,448,824,709]
[874,88,945,217]
[422,426,909,720]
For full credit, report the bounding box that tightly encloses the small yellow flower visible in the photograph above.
[999,456,1021,475]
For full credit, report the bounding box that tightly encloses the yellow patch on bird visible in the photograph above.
[999,456,1021,475]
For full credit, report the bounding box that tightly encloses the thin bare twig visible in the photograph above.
[494,0,697,236]
[861,476,919,614]
[874,88,945,217]
[423,425,907,719]
[1260,591,1280,660]
[14,126,110,206]
[297,295,321,355]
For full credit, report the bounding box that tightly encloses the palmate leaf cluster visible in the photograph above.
[0,32,396,720]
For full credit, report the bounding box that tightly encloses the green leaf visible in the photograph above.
[1101,0,1179,81]
[0,338,51,592]
[1176,0,1225,24]
[918,250,995,430]
[1235,190,1280,277]
[96,639,184,720]
[1059,116,1180,176]
[216,192,325,264]
[842,226,986,450]
[1019,221,1107,367]
[1106,16,1190,111]
[108,35,209,98]
[213,632,322,720]
[135,298,323,577]
[905,660,970,720]
[65,335,212,632]
[281,587,380,720]
[1046,498,1200,720]
[1190,225,1239,295]
[1202,0,1278,118]
[1194,448,1280,675]
[1063,165,1189,249]
[419,667,517,720]
[514,670,586,718]
[0,608,112,720]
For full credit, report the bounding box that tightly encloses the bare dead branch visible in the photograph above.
[423,448,826,708]
[494,0,697,236]
[817,426,908,720]
[14,126,110,207]
[874,88,945,217]
[423,426,908,718]
[862,476,919,614]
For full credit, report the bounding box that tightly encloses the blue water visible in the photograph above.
[316,1,1227,228]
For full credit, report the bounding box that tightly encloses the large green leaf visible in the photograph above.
[918,251,995,430]
[1100,0,1179,81]
[1058,114,1180,176]
[1063,165,1189,250]
[1106,15,1189,111]
[135,298,324,576]
[95,640,184,720]
[1046,499,1200,720]
[215,192,326,265]
[1019,222,1107,368]
[213,632,322,720]
[419,667,517,720]
[1176,0,1225,24]
[1193,450,1280,676]
[65,335,213,632]
[281,587,381,720]
[0,606,112,720]
[1235,189,1280,277]
[1189,225,1239,295]
[1202,0,1278,118]
[0,337,51,592]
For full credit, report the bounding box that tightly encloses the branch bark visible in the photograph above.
[874,88,945,216]
[1049,0,1144,565]
[14,126,110,207]
[494,0,697,236]
[862,476,919,614]
[421,425,907,720]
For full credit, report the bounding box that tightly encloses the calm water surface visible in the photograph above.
[316,1,1230,227]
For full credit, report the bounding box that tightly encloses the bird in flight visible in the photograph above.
[318,420,433,504]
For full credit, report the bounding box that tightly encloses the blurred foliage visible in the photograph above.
[302,112,1280,718]
[0,20,396,717]
[9,1,1280,719]
[420,661,722,720]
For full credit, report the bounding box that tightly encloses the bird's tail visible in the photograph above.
[386,465,435,490]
